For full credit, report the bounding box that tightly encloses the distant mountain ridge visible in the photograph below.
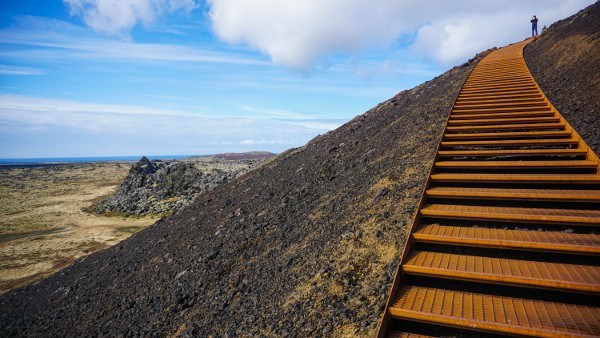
[188,151,276,161]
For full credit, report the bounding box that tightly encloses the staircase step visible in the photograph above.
[403,251,600,293]
[441,137,575,147]
[421,204,600,226]
[461,83,537,91]
[456,96,544,105]
[465,76,532,85]
[434,160,597,169]
[449,111,555,120]
[453,101,547,110]
[446,123,564,132]
[458,90,540,99]
[442,130,571,140]
[430,173,600,184]
[389,285,600,337]
[438,149,586,157]
[466,76,531,84]
[448,117,559,126]
[463,81,535,89]
[413,224,600,255]
[456,93,543,101]
[426,187,600,202]
[452,106,552,114]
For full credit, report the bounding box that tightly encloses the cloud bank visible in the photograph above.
[207,0,593,68]
[63,0,198,35]
[62,0,593,68]
[0,94,341,157]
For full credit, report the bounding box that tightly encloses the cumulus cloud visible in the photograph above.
[207,0,593,68]
[63,0,198,35]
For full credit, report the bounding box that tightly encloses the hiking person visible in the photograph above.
[531,15,538,36]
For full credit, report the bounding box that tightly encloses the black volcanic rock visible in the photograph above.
[2,4,598,337]
[94,157,258,216]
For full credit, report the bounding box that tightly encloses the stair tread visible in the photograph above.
[413,224,600,255]
[434,160,597,169]
[446,123,564,131]
[421,204,600,225]
[404,251,600,293]
[448,117,559,125]
[441,137,575,146]
[450,112,555,120]
[426,187,600,201]
[442,130,571,139]
[453,102,548,110]
[389,285,600,337]
[456,94,543,101]
[461,83,537,91]
[465,79,533,86]
[438,149,586,157]
[458,90,540,98]
[452,106,551,113]
[430,173,600,183]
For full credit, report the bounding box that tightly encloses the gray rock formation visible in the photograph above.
[94,157,258,215]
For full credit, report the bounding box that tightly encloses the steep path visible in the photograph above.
[378,39,600,337]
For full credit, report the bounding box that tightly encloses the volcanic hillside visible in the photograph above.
[1,3,599,337]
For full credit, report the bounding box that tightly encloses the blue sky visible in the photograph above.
[0,0,593,158]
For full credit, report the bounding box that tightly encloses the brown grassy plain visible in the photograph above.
[0,162,159,294]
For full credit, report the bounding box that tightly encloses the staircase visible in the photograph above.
[377,39,600,337]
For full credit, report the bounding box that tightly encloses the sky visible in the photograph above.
[0,0,594,158]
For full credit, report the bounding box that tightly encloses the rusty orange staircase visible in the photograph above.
[377,39,600,337]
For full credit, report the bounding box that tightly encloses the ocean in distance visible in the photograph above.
[0,155,193,168]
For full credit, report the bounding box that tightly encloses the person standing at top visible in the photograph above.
[531,15,539,36]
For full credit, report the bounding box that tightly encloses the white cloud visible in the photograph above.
[0,65,44,76]
[0,94,332,157]
[0,16,268,66]
[63,0,198,35]
[207,0,594,68]
[0,93,202,120]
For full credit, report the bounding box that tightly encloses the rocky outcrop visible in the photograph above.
[94,157,260,216]
[1,4,597,337]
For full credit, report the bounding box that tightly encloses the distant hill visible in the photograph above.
[188,151,276,161]
[1,3,598,337]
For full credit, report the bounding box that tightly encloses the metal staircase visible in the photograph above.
[377,39,600,337]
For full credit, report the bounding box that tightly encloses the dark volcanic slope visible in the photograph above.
[525,2,600,154]
[0,60,478,336]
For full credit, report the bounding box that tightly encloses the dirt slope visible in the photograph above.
[1,4,597,337]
